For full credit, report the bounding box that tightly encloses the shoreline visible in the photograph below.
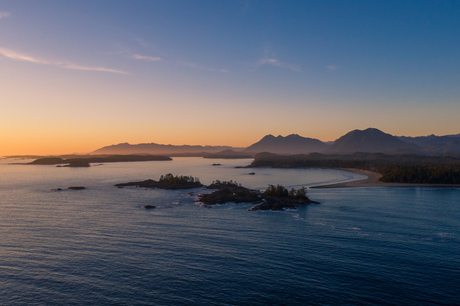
[311,168,460,189]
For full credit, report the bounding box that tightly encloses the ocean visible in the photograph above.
[0,157,459,305]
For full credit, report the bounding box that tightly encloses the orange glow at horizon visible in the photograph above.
[2,122,460,156]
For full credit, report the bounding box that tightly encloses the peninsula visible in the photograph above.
[250,152,460,186]
[26,154,172,166]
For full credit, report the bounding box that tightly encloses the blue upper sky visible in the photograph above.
[1,0,459,154]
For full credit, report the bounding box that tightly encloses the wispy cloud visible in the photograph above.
[134,37,151,48]
[0,47,128,74]
[117,37,226,72]
[113,47,162,62]
[256,57,300,72]
[0,47,46,64]
[239,1,250,16]
[58,63,127,74]
[0,11,11,19]
[327,65,337,71]
[131,53,162,62]
[114,43,226,73]
[256,49,300,72]
[179,61,228,73]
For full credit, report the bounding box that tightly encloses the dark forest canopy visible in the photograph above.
[116,173,203,190]
[250,152,460,185]
[198,182,319,211]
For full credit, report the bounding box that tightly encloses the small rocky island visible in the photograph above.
[199,181,319,211]
[115,173,203,190]
[68,186,86,190]
[49,186,86,191]
[65,160,91,167]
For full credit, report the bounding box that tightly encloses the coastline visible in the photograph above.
[311,168,460,189]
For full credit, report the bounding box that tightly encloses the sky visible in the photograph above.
[1,0,459,155]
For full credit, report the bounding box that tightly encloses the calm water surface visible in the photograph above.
[0,158,459,305]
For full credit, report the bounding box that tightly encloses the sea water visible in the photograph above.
[0,158,459,305]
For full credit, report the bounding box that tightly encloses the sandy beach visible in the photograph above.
[312,168,460,189]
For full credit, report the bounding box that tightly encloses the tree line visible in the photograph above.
[250,153,460,184]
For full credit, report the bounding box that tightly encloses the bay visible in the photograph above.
[0,158,459,305]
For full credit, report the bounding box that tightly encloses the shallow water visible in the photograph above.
[0,158,459,305]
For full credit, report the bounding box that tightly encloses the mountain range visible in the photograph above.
[397,134,460,154]
[92,142,237,155]
[92,128,460,156]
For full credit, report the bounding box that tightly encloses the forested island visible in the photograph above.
[116,173,203,189]
[199,181,319,210]
[250,152,460,185]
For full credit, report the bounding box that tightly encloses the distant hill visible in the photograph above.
[324,128,421,154]
[92,142,237,155]
[203,149,253,159]
[397,134,460,154]
[422,140,460,155]
[244,134,329,154]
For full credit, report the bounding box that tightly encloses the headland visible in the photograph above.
[312,168,460,188]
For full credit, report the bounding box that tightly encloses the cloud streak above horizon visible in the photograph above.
[0,47,128,74]
[178,61,228,73]
[0,11,11,19]
[255,48,300,72]
[131,53,162,62]
[255,57,301,72]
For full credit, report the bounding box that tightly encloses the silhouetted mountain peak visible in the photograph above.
[261,134,276,140]
[325,128,421,154]
[285,134,302,139]
[244,134,328,154]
